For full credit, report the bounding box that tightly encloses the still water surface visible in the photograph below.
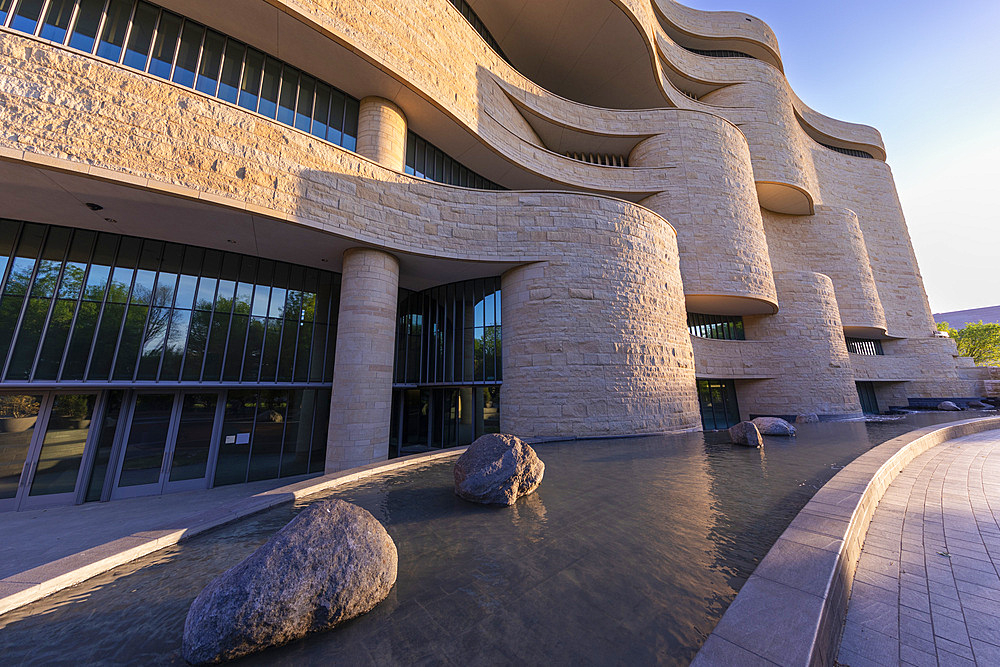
[0,413,980,665]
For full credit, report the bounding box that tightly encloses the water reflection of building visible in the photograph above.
[0,0,986,510]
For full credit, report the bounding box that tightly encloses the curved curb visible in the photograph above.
[0,447,467,617]
[692,416,1000,666]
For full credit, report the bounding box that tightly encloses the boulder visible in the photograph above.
[937,401,962,411]
[454,433,544,505]
[729,421,764,448]
[795,413,819,424]
[967,400,990,409]
[752,417,797,436]
[182,499,397,665]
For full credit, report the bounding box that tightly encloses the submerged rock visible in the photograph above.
[937,401,962,411]
[454,433,544,505]
[729,421,764,448]
[752,417,797,436]
[795,413,819,424]
[182,499,397,665]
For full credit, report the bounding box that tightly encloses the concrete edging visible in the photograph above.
[692,416,1000,666]
[0,446,467,617]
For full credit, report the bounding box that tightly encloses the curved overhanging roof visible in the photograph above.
[466,0,667,109]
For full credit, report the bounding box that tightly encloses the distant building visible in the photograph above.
[934,305,1000,329]
[0,0,988,510]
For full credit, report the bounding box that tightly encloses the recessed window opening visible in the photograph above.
[687,313,746,340]
[2,0,361,153]
[845,337,883,356]
[404,133,504,190]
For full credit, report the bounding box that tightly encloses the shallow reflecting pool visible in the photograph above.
[0,412,984,665]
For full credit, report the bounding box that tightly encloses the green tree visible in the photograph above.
[937,320,1000,366]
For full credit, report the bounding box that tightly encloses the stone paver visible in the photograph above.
[838,430,1000,666]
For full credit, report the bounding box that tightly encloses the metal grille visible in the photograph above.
[687,312,746,340]
[685,47,755,59]
[845,337,883,356]
[820,143,875,159]
[2,0,360,152]
[564,152,629,167]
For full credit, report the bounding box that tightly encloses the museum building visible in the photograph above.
[0,0,988,510]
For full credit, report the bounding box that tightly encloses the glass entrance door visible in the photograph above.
[111,391,222,498]
[0,391,101,511]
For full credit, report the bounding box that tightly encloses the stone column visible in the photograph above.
[327,247,399,472]
[355,96,407,172]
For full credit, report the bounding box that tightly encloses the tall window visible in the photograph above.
[3,0,360,152]
[0,219,339,385]
[404,133,505,190]
[696,379,741,430]
[688,313,746,340]
[394,277,501,385]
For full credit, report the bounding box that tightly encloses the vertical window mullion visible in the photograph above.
[55,230,99,380]
[115,0,137,64]
[33,0,53,36]
[63,0,81,42]
[81,234,120,380]
[90,0,111,55]
[28,231,73,381]
[1,225,49,381]
[166,16,183,81]
[142,7,159,72]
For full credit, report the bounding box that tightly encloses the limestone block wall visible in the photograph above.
[762,206,886,333]
[690,337,775,382]
[356,97,407,172]
[327,248,399,470]
[0,35,702,446]
[631,116,777,313]
[740,272,862,417]
[698,66,821,212]
[501,207,699,437]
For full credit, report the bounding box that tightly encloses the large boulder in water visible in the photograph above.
[729,421,764,448]
[937,401,961,411]
[752,417,797,436]
[181,499,397,665]
[795,413,819,424]
[454,433,544,505]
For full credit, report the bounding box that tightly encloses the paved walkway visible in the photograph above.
[838,430,1000,666]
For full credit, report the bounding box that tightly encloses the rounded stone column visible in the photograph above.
[326,247,399,472]
[356,97,407,172]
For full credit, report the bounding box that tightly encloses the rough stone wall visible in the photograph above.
[327,248,399,470]
[632,119,777,312]
[762,206,886,332]
[0,35,702,445]
[740,272,862,417]
[501,210,699,437]
[356,97,407,172]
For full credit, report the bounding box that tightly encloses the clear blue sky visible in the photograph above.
[683,0,1000,314]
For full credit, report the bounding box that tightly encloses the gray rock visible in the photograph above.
[182,499,397,665]
[729,421,764,447]
[967,400,989,409]
[937,401,962,411]
[454,433,544,505]
[795,413,819,424]
[752,417,797,436]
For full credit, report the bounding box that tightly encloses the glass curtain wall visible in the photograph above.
[0,219,338,384]
[404,133,505,191]
[2,0,360,152]
[391,277,502,455]
[0,218,340,506]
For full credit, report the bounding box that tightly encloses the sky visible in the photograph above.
[682,0,1000,314]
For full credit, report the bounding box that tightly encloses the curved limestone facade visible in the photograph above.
[0,0,986,509]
